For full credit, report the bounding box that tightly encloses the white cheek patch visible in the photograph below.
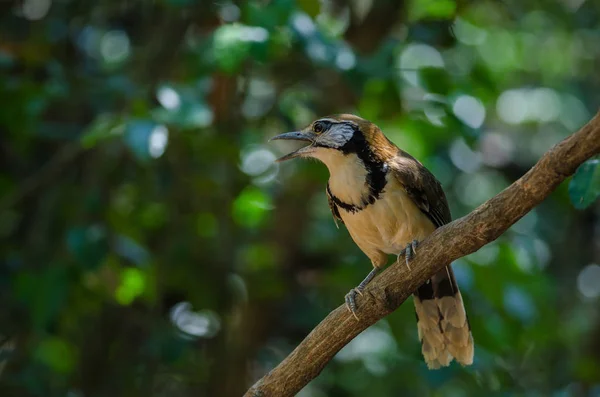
[316,124,354,148]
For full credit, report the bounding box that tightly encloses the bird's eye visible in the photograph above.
[313,122,324,133]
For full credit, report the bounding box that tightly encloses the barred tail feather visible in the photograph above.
[414,266,474,369]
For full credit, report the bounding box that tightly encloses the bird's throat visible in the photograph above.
[322,150,388,213]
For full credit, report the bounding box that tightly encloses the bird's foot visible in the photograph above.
[345,288,363,321]
[397,239,419,271]
[344,267,380,320]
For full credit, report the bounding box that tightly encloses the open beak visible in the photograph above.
[270,131,316,162]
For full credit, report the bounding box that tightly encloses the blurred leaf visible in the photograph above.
[232,186,273,228]
[418,67,453,95]
[35,337,77,374]
[242,243,278,271]
[297,0,320,18]
[212,24,253,73]
[115,267,146,305]
[138,202,168,230]
[196,212,218,238]
[569,159,600,209]
[66,225,108,270]
[247,0,295,31]
[15,267,69,330]
[114,235,151,266]
[575,356,600,382]
[409,0,456,21]
[81,114,125,148]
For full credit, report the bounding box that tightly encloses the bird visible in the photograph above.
[271,114,474,369]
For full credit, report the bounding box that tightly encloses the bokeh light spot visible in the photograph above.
[398,43,444,86]
[100,30,130,63]
[479,132,515,167]
[577,264,600,299]
[170,302,221,339]
[232,187,273,228]
[496,89,529,124]
[219,3,240,22]
[240,145,279,185]
[115,268,146,305]
[157,86,181,110]
[423,93,446,126]
[306,39,328,61]
[291,12,316,36]
[240,147,277,177]
[22,0,52,20]
[530,88,561,122]
[503,286,536,322]
[242,79,276,119]
[187,105,214,127]
[148,125,168,158]
[449,138,482,173]
[477,29,516,71]
[336,326,396,363]
[468,243,500,266]
[453,18,487,45]
[453,95,486,129]
[497,88,563,124]
[336,47,356,70]
[35,337,76,374]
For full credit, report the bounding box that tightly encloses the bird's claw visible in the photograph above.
[397,239,419,271]
[345,288,362,320]
[411,239,418,254]
[344,267,380,320]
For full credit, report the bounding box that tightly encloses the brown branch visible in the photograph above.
[245,110,600,397]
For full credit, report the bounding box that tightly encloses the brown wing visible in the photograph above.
[390,150,473,369]
[389,150,451,228]
[326,183,343,228]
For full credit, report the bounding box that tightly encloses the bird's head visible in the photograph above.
[271,114,392,166]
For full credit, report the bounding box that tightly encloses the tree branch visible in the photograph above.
[245,110,600,397]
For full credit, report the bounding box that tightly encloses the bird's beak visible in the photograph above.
[270,131,317,162]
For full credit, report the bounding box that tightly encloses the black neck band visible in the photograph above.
[327,127,388,213]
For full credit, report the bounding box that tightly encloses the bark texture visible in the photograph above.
[245,110,600,397]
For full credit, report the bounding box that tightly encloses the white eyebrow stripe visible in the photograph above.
[317,118,359,128]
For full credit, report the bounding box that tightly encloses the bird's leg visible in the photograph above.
[397,239,419,271]
[345,267,380,320]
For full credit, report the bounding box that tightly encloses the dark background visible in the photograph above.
[1,0,599,396]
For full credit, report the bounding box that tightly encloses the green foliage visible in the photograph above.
[115,267,147,305]
[1,1,599,396]
[297,0,321,18]
[408,0,456,21]
[213,24,255,73]
[418,67,453,96]
[232,186,273,228]
[34,337,77,375]
[80,114,125,149]
[569,159,600,209]
[66,226,108,270]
